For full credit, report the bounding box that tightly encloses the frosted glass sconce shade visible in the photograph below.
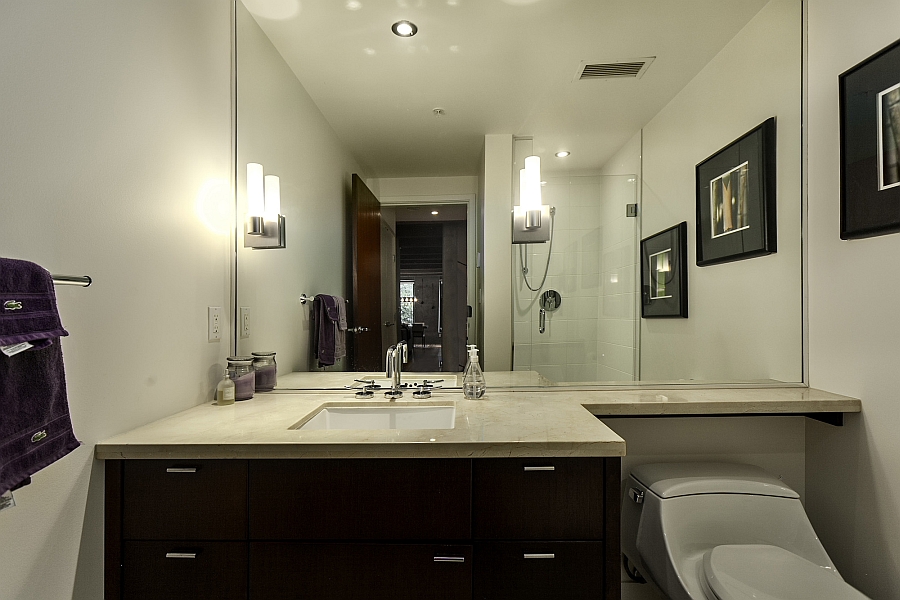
[513,155,551,244]
[264,175,280,217]
[244,164,285,249]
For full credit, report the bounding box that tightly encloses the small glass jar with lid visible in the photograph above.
[226,356,256,401]
[251,351,277,391]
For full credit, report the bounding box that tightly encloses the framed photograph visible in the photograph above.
[840,38,900,239]
[695,118,777,266]
[641,222,688,318]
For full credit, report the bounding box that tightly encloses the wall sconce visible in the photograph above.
[512,155,551,244]
[244,163,286,249]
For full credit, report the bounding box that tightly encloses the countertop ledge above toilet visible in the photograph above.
[94,386,858,460]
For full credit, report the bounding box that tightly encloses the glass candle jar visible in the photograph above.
[226,356,255,401]
[251,351,277,391]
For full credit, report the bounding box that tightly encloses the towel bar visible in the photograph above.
[51,275,92,287]
[299,293,348,305]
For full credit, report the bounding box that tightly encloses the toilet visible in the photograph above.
[621,462,870,600]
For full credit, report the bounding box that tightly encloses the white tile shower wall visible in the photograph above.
[597,175,638,381]
[513,175,622,383]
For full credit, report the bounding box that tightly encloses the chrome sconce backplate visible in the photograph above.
[244,215,286,249]
[512,205,551,244]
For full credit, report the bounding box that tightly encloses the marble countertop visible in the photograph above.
[94,384,859,460]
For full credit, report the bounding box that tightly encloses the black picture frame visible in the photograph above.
[839,38,900,239]
[695,118,777,266]
[641,222,688,319]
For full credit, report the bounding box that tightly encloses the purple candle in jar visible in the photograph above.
[254,364,277,391]
[252,351,277,391]
[232,371,255,400]
[227,356,256,401]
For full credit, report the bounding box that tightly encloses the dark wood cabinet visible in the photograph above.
[472,458,605,540]
[106,457,619,600]
[122,459,248,540]
[250,542,472,600]
[122,541,248,600]
[250,459,471,540]
[473,542,605,600]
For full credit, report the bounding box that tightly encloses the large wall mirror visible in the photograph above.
[234,0,803,389]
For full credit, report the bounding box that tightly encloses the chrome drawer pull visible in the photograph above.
[523,466,555,472]
[165,552,197,559]
[524,553,555,559]
[166,467,197,473]
[434,556,466,563]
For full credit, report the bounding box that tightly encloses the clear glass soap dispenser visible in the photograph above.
[462,345,486,399]
[216,369,235,405]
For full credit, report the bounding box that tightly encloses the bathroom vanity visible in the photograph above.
[97,386,858,599]
[105,456,618,600]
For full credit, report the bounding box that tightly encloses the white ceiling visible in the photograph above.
[242,0,770,178]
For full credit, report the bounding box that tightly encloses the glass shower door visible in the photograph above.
[512,173,639,384]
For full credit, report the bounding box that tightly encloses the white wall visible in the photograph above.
[640,0,803,382]
[482,134,514,371]
[236,3,363,372]
[805,0,900,595]
[0,1,232,598]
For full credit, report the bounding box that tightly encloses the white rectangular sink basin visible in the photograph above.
[291,402,456,431]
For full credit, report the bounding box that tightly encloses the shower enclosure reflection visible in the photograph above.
[513,173,638,383]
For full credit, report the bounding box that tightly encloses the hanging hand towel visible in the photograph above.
[312,294,348,367]
[333,295,347,362]
[0,258,81,495]
[313,294,337,367]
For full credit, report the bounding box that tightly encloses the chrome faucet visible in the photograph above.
[384,341,408,399]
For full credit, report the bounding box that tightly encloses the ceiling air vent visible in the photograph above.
[574,57,655,81]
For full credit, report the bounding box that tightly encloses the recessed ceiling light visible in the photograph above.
[392,20,417,37]
[345,0,362,10]
[431,210,439,215]
[540,181,547,186]
[555,151,570,158]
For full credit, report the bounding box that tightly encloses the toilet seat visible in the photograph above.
[702,545,870,600]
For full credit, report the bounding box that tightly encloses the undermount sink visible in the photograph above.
[291,402,456,431]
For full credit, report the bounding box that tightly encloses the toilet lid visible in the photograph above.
[703,545,870,600]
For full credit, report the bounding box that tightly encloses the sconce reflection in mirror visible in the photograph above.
[512,155,551,244]
[244,163,286,249]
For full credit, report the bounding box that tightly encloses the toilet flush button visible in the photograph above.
[628,488,644,504]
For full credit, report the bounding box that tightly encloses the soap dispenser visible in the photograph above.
[216,369,235,406]
[462,345,486,399]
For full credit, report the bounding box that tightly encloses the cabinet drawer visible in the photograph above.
[123,541,248,600]
[473,458,604,540]
[123,460,248,540]
[473,542,604,600]
[249,459,471,540]
[250,542,472,600]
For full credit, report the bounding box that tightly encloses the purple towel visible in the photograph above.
[0,259,81,495]
[311,294,347,368]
